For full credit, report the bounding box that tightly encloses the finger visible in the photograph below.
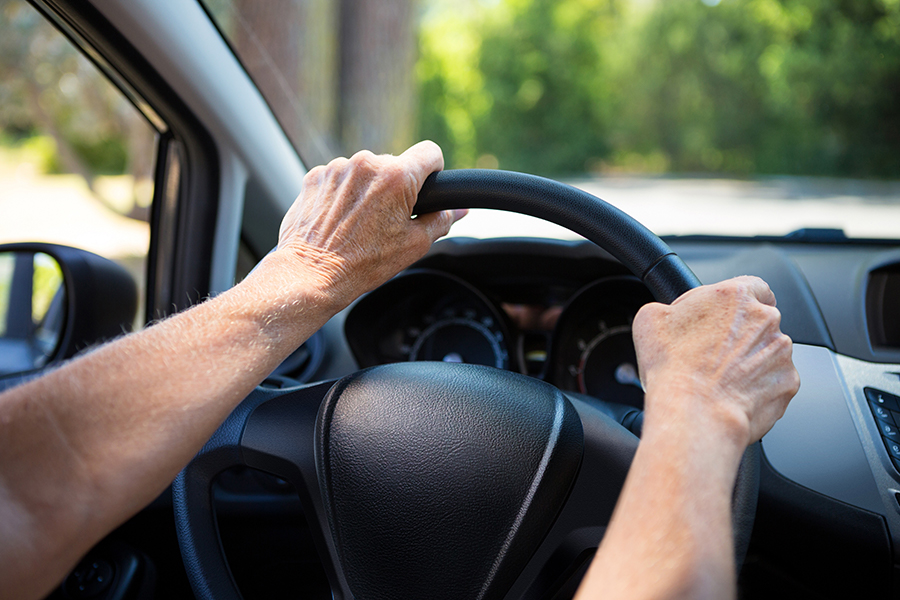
[738,276,777,307]
[669,285,698,306]
[413,209,465,243]
[398,141,445,207]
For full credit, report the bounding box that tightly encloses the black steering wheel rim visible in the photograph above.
[173,169,759,600]
[415,169,701,303]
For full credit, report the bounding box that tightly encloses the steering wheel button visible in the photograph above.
[871,403,895,423]
[63,557,114,599]
[886,438,900,459]
[866,387,900,411]
[879,421,900,439]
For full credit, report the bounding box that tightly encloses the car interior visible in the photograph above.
[2,0,900,599]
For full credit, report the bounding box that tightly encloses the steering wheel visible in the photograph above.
[173,169,760,600]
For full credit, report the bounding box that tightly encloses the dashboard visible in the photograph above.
[225,235,900,599]
[325,235,900,597]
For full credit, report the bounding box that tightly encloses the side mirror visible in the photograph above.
[0,243,137,380]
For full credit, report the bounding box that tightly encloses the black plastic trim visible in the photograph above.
[750,450,893,598]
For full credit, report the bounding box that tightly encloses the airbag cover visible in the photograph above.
[317,362,584,600]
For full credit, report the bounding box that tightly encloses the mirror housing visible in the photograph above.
[0,243,137,380]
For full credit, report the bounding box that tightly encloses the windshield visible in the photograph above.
[200,0,900,240]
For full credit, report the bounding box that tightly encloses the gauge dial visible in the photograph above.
[570,322,643,407]
[345,270,513,371]
[550,277,653,409]
[410,316,508,368]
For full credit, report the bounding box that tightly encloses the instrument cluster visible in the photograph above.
[345,268,654,408]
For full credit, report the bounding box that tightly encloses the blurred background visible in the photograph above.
[198,0,900,178]
[2,0,899,301]
[203,0,900,238]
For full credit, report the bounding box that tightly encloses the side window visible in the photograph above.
[0,0,157,327]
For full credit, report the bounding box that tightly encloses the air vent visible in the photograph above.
[867,266,900,350]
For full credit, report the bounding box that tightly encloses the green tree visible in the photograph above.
[417,0,900,178]
[0,0,155,193]
[475,0,623,174]
[615,0,900,176]
[418,0,623,175]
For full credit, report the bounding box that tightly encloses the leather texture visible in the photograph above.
[317,362,584,600]
[415,170,701,303]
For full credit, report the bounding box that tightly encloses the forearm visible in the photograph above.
[574,394,747,600]
[0,250,342,600]
[0,141,458,600]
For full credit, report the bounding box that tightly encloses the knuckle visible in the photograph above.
[380,162,410,189]
[772,332,793,354]
[304,164,326,183]
[758,303,782,325]
[788,364,801,387]
[316,157,350,184]
[349,149,378,170]
[634,302,664,330]
[327,156,350,171]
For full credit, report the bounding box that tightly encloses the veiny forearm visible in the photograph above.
[0,251,341,600]
[574,399,746,600]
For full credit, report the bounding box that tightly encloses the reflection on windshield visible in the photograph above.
[202,0,900,239]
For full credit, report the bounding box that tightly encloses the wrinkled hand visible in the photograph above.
[633,276,800,446]
[273,141,465,308]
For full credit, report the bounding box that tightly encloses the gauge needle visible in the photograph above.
[615,363,643,390]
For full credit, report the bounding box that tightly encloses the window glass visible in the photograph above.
[201,0,900,240]
[0,253,11,337]
[0,0,157,326]
[31,251,62,324]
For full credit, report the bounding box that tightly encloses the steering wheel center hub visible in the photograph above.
[316,362,584,600]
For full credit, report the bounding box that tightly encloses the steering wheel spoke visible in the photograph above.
[173,381,351,600]
[503,396,639,598]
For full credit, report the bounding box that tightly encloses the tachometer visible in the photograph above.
[571,322,642,401]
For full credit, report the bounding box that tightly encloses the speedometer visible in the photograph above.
[345,270,512,371]
[549,277,653,408]
[410,314,508,369]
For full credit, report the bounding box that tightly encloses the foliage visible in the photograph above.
[474,0,621,174]
[1,134,62,174]
[70,137,128,174]
[0,0,151,180]
[417,0,900,177]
